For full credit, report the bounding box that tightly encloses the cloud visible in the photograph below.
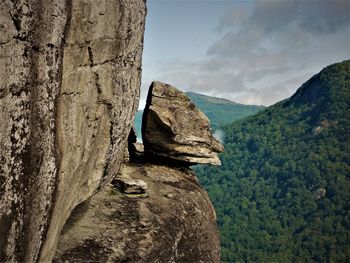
[298,0,350,34]
[216,4,252,32]
[208,0,349,57]
[140,0,350,109]
[213,129,225,144]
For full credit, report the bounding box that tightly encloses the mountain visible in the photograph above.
[195,60,350,262]
[186,92,265,130]
[134,92,264,139]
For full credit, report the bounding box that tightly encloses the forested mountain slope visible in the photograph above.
[195,60,350,262]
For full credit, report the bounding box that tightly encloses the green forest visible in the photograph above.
[195,60,350,262]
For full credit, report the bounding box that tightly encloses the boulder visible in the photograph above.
[142,81,224,165]
[112,177,148,196]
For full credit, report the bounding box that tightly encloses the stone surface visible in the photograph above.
[0,1,146,262]
[112,177,148,196]
[1,2,221,262]
[54,162,221,263]
[142,81,224,165]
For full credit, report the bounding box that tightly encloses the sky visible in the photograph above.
[139,0,350,109]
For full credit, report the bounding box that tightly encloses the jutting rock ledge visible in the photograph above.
[142,81,224,166]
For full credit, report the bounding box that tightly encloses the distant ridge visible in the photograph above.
[186,91,265,130]
[186,91,241,105]
[134,91,264,139]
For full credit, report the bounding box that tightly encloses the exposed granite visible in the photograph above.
[0,2,70,261]
[142,81,224,166]
[54,161,221,263]
[0,1,146,262]
[1,2,221,263]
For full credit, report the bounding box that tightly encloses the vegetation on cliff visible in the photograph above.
[195,60,350,262]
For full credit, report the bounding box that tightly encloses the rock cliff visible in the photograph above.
[1,2,221,262]
[54,85,222,262]
[0,1,146,262]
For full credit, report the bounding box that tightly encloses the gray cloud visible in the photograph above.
[208,0,349,57]
[246,66,291,82]
[299,0,350,34]
[140,0,350,109]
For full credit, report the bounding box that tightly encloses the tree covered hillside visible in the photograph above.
[195,60,350,262]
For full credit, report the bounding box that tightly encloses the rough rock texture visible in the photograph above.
[54,161,221,263]
[0,1,146,262]
[112,177,148,196]
[142,81,224,165]
[0,2,69,262]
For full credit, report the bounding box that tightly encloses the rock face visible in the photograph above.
[112,177,148,196]
[0,1,146,262]
[1,2,221,262]
[142,81,224,165]
[54,162,221,262]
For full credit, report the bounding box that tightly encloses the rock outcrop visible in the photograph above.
[54,83,223,261]
[54,162,220,263]
[0,1,146,262]
[142,81,224,165]
[1,2,221,262]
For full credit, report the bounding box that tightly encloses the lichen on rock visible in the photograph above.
[0,1,146,262]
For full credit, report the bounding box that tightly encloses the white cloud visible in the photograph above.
[213,129,225,144]
[140,0,350,109]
